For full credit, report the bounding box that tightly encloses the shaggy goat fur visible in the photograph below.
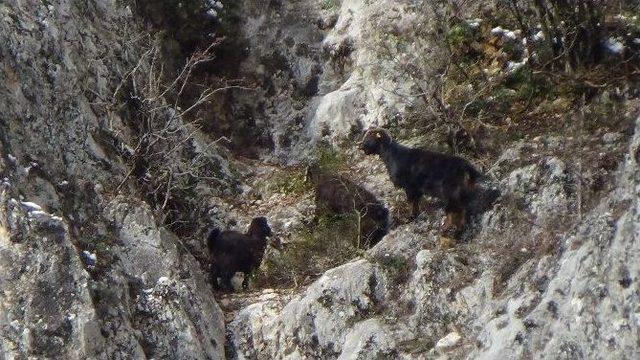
[361,128,483,229]
[307,165,389,247]
[207,217,273,291]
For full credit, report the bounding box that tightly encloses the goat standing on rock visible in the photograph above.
[207,217,273,291]
[361,128,483,231]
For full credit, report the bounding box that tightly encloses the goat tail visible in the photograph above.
[207,228,222,250]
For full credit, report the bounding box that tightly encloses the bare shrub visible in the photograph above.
[110,36,252,236]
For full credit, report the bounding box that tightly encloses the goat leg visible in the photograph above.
[406,191,421,220]
[242,273,250,290]
[221,272,234,292]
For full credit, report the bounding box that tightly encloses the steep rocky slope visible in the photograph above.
[1,0,639,359]
[0,1,229,358]
[223,0,640,358]
[227,122,640,358]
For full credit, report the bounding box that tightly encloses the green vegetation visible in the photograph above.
[375,253,412,285]
[255,212,363,288]
[321,0,339,11]
[313,144,347,173]
[260,168,312,197]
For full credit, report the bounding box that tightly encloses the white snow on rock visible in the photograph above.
[20,201,42,212]
[467,18,482,28]
[504,30,518,40]
[604,37,625,54]
[506,58,528,73]
[435,331,462,352]
[491,26,504,35]
[82,250,97,266]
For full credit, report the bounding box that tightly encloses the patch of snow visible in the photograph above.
[82,251,97,266]
[504,31,517,40]
[633,38,640,45]
[436,332,462,352]
[7,154,17,164]
[82,250,98,269]
[506,58,528,73]
[23,162,38,175]
[533,31,544,41]
[491,26,504,36]
[157,276,170,285]
[28,210,49,219]
[467,18,482,28]
[604,38,625,54]
[20,201,42,212]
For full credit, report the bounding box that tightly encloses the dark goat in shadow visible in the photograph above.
[307,165,389,248]
[207,217,273,291]
[361,128,487,231]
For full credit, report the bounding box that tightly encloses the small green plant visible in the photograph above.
[376,253,412,285]
[260,168,312,197]
[446,23,473,48]
[313,144,347,173]
[321,0,339,11]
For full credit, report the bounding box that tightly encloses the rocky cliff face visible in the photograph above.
[0,1,227,358]
[228,0,433,160]
[227,121,640,358]
[1,0,639,359]
[224,0,640,358]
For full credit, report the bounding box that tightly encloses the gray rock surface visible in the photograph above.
[232,0,434,160]
[226,118,640,358]
[1,0,639,359]
[0,0,226,358]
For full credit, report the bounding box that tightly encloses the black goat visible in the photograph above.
[361,128,482,230]
[307,165,389,248]
[207,217,273,291]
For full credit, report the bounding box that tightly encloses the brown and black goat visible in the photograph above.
[361,128,483,230]
[307,165,389,248]
[207,217,273,291]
